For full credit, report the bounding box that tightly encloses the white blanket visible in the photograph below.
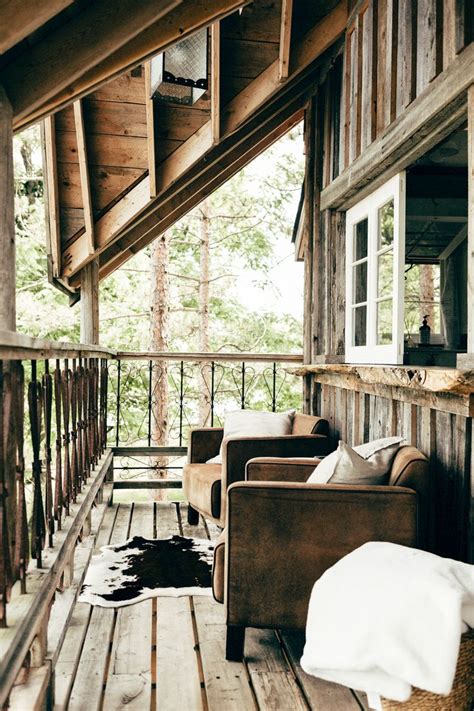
[301,542,474,703]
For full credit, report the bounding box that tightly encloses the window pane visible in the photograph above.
[354,218,368,261]
[377,250,393,298]
[377,299,393,344]
[378,200,394,247]
[353,306,367,346]
[353,262,367,304]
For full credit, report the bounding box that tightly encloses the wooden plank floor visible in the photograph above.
[54,501,368,711]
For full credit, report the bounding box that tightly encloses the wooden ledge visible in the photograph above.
[0,450,113,709]
[291,363,474,396]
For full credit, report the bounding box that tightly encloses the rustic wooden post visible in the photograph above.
[0,85,18,581]
[0,86,15,332]
[303,98,316,413]
[467,85,474,356]
[80,259,99,345]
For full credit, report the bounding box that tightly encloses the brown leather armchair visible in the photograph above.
[212,445,432,661]
[182,413,331,527]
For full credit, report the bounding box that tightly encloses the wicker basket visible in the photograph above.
[381,629,474,711]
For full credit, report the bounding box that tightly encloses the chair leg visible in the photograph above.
[187,504,199,525]
[226,625,245,661]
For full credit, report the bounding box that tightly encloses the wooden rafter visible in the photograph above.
[10,0,250,132]
[96,105,305,282]
[42,117,61,279]
[1,0,182,128]
[222,0,347,136]
[278,0,293,81]
[0,0,74,54]
[73,101,94,254]
[92,66,320,283]
[144,62,157,199]
[60,0,348,280]
[211,22,221,144]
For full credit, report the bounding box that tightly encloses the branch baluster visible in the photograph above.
[70,359,79,500]
[77,359,85,486]
[42,361,54,547]
[54,361,63,528]
[13,363,28,593]
[61,361,71,516]
[0,362,13,627]
[29,361,45,567]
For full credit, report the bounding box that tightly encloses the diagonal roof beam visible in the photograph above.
[96,104,305,283]
[0,0,74,54]
[60,0,347,280]
[1,0,182,128]
[10,0,250,132]
[278,0,293,81]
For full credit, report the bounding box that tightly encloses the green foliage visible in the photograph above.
[15,124,305,448]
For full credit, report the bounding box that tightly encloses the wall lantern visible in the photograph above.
[150,28,209,106]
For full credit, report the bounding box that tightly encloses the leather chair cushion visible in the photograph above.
[182,463,222,519]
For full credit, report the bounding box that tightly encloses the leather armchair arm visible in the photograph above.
[246,457,321,483]
[222,434,331,489]
[225,481,419,630]
[188,427,224,463]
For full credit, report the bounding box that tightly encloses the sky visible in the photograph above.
[233,124,305,320]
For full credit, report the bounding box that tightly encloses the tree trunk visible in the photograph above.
[149,232,170,500]
[199,199,211,426]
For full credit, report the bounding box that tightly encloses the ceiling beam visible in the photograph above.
[73,100,94,254]
[438,224,468,260]
[222,0,347,136]
[42,117,61,279]
[144,62,157,199]
[278,0,293,81]
[95,104,305,282]
[1,0,182,128]
[0,0,74,54]
[11,0,249,132]
[91,69,318,283]
[60,0,347,279]
[211,21,221,144]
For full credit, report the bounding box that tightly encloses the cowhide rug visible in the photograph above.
[79,535,214,607]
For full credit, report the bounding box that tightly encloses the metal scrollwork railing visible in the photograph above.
[110,352,304,479]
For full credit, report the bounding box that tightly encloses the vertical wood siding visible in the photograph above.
[320,0,472,190]
[314,380,473,562]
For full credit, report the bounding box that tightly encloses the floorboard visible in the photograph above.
[103,503,154,710]
[53,501,368,711]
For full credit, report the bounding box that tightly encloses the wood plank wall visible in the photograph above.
[312,378,473,563]
[318,0,473,189]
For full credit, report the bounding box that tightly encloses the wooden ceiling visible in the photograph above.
[1,0,347,293]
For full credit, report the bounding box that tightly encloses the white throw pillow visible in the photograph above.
[206,409,296,464]
[307,436,405,485]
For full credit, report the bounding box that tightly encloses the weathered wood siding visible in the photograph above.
[318,0,472,188]
[312,376,473,562]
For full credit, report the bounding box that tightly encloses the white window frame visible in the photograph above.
[345,172,406,364]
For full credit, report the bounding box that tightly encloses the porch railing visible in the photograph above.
[0,331,114,708]
[0,330,303,707]
[110,351,304,487]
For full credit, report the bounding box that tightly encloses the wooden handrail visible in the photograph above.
[116,351,304,362]
[0,330,115,360]
[0,332,304,364]
[0,451,112,709]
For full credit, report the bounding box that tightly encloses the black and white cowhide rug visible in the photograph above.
[79,535,214,608]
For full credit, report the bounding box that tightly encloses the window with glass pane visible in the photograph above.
[378,200,394,247]
[352,218,368,346]
[345,173,405,364]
